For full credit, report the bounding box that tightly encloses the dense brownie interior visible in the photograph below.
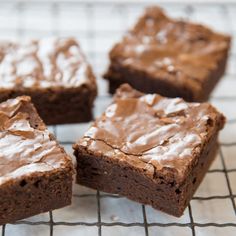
[74,84,225,216]
[0,96,74,225]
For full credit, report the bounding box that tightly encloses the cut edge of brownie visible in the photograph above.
[0,167,73,225]
[74,134,218,217]
[0,38,98,125]
[104,6,231,102]
[73,85,225,217]
[0,96,74,225]
[0,66,97,125]
[104,48,229,102]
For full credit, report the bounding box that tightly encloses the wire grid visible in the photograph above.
[0,1,236,236]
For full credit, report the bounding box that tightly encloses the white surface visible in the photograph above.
[0,1,236,236]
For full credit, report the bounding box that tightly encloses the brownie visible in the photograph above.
[73,84,225,217]
[0,96,74,225]
[104,6,231,102]
[0,37,97,125]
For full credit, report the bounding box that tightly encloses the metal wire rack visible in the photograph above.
[0,1,236,235]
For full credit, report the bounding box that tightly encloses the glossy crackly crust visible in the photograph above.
[0,96,74,224]
[0,38,95,89]
[73,84,225,216]
[75,134,218,216]
[75,84,225,182]
[0,38,97,124]
[104,6,231,102]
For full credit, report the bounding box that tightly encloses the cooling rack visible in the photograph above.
[0,0,236,235]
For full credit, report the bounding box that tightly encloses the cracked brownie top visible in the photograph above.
[76,84,225,181]
[0,37,94,89]
[107,7,230,96]
[0,96,72,185]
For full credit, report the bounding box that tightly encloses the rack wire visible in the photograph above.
[0,1,236,235]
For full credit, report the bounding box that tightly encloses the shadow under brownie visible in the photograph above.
[73,84,225,217]
[0,37,97,125]
[104,6,231,102]
[0,96,74,225]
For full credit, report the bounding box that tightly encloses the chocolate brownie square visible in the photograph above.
[0,37,97,125]
[104,6,231,102]
[73,84,225,217]
[0,96,74,225]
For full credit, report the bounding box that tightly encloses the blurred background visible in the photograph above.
[0,0,235,92]
[0,0,236,236]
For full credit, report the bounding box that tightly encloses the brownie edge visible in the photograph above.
[73,84,225,217]
[0,38,97,125]
[0,96,74,225]
[104,6,231,102]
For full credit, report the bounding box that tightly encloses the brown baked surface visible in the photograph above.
[73,84,225,217]
[0,37,97,124]
[0,96,74,225]
[104,6,231,102]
